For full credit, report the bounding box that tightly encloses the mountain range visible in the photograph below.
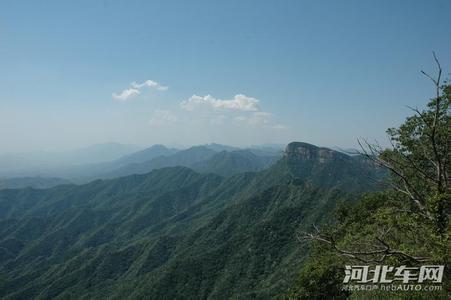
[0,144,284,188]
[0,142,384,298]
[102,147,281,179]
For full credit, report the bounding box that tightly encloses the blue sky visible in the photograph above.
[0,0,450,153]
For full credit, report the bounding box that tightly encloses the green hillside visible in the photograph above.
[191,150,279,177]
[0,143,382,299]
[104,147,281,179]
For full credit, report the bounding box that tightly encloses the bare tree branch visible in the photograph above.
[421,51,445,193]
[297,226,431,264]
[357,138,433,219]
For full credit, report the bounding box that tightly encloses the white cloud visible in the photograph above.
[113,79,167,101]
[180,94,259,112]
[180,92,287,129]
[131,80,168,91]
[149,110,178,127]
[112,88,140,101]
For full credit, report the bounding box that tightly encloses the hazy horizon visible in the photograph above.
[1,1,450,154]
[0,140,359,157]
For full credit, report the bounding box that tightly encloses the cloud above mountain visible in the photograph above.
[179,93,285,130]
[180,94,259,112]
[111,79,288,142]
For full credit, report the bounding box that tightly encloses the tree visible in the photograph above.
[292,55,450,298]
[362,52,449,236]
[288,53,451,299]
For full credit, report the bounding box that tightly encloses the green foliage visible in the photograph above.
[290,190,449,299]
[287,245,349,299]
[191,150,278,177]
[289,82,450,299]
[382,82,450,255]
[0,146,380,298]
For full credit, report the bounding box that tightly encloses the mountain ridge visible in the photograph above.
[0,141,385,298]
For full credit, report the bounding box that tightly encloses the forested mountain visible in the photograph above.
[191,150,279,177]
[103,146,218,178]
[282,142,386,192]
[0,142,383,299]
[0,144,282,183]
[102,146,281,179]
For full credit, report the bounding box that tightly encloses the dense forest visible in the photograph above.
[0,141,383,298]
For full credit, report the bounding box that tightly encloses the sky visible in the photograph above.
[0,0,450,153]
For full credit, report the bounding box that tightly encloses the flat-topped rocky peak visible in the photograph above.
[285,142,348,163]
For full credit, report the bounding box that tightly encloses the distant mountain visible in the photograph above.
[0,141,385,298]
[191,150,279,176]
[203,143,240,152]
[0,144,178,181]
[103,146,218,178]
[0,176,71,190]
[280,142,386,192]
[0,143,142,177]
[105,147,280,178]
[62,142,144,165]
[0,143,283,181]
[113,144,179,166]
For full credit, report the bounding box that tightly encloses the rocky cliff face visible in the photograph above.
[280,142,385,192]
[284,142,349,163]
